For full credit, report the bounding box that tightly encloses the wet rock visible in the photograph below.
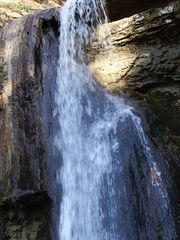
[0,8,60,239]
[0,0,179,239]
[89,1,180,234]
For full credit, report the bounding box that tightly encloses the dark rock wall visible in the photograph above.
[40,11,62,238]
[0,1,179,239]
[107,0,177,21]
[0,8,60,239]
[90,1,180,235]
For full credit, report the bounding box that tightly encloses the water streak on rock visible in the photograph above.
[55,0,176,239]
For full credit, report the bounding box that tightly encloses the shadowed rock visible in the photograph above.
[88,2,180,234]
[0,8,60,239]
[0,0,179,239]
[107,0,177,21]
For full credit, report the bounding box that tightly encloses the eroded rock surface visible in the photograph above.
[89,1,180,234]
[107,0,177,21]
[0,8,60,239]
[0,0,179,239]
[90,1,180,92]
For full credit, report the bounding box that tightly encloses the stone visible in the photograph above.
[88,1,180,233]
[0,0,179,239]
[106,0,177,21]
[0,8,60,239]
[89,1,180,93]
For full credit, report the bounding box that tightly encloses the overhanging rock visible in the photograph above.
[106,0,177,21]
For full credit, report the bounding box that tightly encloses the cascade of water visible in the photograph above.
[54,0,176,239]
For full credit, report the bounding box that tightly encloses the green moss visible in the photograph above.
[14,2,34,14]
[1,205,51,240]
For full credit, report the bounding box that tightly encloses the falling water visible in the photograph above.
[54,0,176,239]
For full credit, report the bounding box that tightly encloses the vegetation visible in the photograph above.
[14,1,34,14]
[0,0,61,21]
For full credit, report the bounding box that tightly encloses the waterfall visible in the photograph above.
[54,0,176,239]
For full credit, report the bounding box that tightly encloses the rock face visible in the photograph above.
[0,0,62,32]
[0,0,179,239]
[0,8,60,239]
[89,0,180,235]
[107,0,177,21]
[90,1,180,92]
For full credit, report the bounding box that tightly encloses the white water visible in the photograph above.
[54,0,176,239]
